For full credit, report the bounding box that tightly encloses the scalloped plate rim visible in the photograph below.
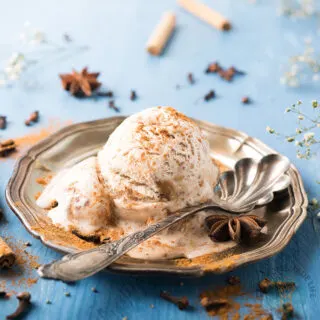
[5,116,308,276]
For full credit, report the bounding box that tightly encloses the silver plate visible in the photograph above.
[6,117,308,276]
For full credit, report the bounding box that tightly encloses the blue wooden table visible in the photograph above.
[0,0,319,319]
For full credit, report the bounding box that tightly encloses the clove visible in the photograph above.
[25,111,39,126]
[0,116,7,129]
[259,278,295,293]
[204,90,215,101]
[200,296,229,311]
[130,90,137,101]
[187,73,195,84]
[160,291,189,310]
[108,100,120,113]
[6,292,31,319]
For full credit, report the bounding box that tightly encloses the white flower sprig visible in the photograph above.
[0,21,88,88]
[281,38,320,87]
[279,0,316,17]
[267,100,320,216]
[267,100,320,160]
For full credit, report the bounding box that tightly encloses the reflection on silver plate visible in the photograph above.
[6,117,308,276]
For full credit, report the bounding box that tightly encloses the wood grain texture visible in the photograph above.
[0,0,319,319]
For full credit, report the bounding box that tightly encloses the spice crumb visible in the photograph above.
[91,287,98,293]
[150,304,154,309]
[187,73,195,84]
[242,96,251,104]
[25,111,39,126]
[130,90,137,101]
[204,90,215,101]
[64,292,70,297]
[109,100,120,112]
[46,299,51,304]
[24,242,32,247]
[0,116,7,130]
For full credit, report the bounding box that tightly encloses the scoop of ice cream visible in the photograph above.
[37,157,112,235]
[98,106,219,221]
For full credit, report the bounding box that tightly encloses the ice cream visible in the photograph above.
[36,157,112,235]
[98,106,219,221]
[37,107,235,259]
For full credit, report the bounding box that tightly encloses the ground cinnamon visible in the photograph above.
[0,119,72,161]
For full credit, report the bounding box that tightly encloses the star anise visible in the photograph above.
[59,67,101,97]
[205,214,267,244]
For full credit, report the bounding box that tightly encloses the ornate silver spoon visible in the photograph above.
[38,154,290,282]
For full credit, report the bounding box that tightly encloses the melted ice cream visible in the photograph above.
[37,107,235,259]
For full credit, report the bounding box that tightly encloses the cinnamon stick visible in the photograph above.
[0,237,16,268]
[146,11,176,56]
[177,0,231,31]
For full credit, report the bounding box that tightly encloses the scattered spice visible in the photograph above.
[130,90,137,101]
[31,224,95,252]
[91,287,98,293]
[206,63,245,81]
[199,284,242,317]
[59,67,101,97]
[242,96,251,104]
[200,283,273,318]
[0,237,16,268]
[71,230,101,244]
[187,73,195,84]
[24,242,31,247]
[279,303,294,319]
[200,296,229,312]
[97,91,113,97]
[64,292,70,297]
[50,200,58,209]
[63,34,72,42]
[0,119,72,161]
[25,111,39,126]
[150,304,155,309]
[259,278,296,294]
[204,90,215,101]
[205,214,267,244]
[159,291,190,310]
[175,252,240,272]
[35,176,52,186]
[0,236,40,292]
[45,299,52,304]
[0,116,7,129]
[6,291,31,320]
[227,275,240,285]
[205,62,222,74]
[109,100,120,112]
[0,139,16,157]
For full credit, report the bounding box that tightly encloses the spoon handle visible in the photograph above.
[38,203,215,282]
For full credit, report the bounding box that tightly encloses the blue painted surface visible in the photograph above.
[0,0,319,319]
